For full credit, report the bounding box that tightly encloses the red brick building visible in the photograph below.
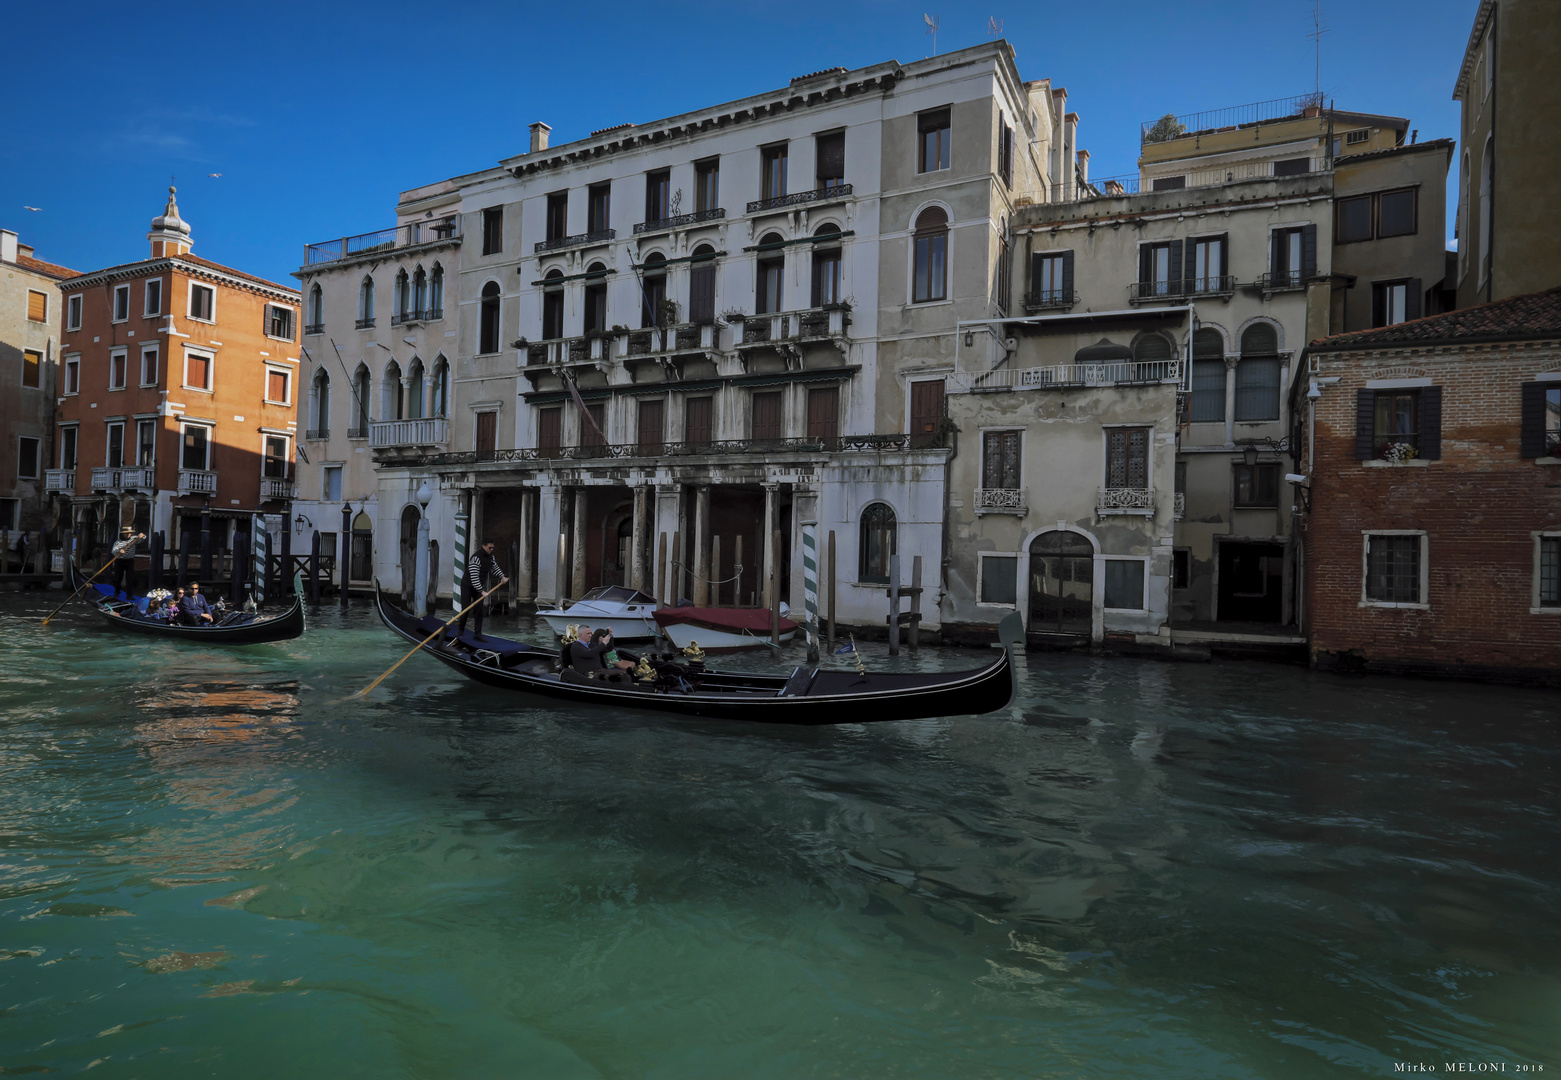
[1291,285,1561,683]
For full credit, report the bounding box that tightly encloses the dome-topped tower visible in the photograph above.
[148,186,192,258]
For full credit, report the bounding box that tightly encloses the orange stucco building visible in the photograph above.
[49,189,301,559]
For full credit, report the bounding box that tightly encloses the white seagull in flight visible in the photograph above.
[23,206,41,212]
[208,173,222,178]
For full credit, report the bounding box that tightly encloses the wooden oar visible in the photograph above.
[348,577,509,700]
[41,553,125,627]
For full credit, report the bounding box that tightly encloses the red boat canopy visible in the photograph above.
[653,607,799,634]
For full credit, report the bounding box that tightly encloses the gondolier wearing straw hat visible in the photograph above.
[457,540,507,642]
[109,526,145,597]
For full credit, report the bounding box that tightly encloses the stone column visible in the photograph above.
[570,485,589,600]
[515,488,535,604]
[1224,354,1239,447]
[536,484,563,608]
[692,485,710,606]
[761,482,779,610]
[654,483,682,600]
[630,484,648,592]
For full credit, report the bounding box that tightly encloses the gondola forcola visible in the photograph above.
[371,583,1023,724]
[65,560,306,645]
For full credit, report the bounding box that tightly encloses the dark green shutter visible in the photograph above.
[1168,240,1183,292]
[1183,239,1198,289]
[1270,231,1282,276]
[1216,233,1229,281]
[1405,278,1422,321]
[1419,385,1442,460]
[1061,251,1074,298]
[1520,382,1547,458]
[1301,224,1317,279]
[1138,245,1152,285]
[1356,389,1376,460]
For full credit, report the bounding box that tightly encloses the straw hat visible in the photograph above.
[119,526,134,537]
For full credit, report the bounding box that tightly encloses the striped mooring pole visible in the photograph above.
[802,519,819,664]
[452,501,468,615]
[251,515,267,602]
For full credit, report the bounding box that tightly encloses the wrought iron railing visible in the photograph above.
[346,426,369,440]
[356,317,376,330]
[1142,92,1325,143]
[951,359,1182,393]
[1056,159,1328,204]
[534,228,616,255]
[1254,270,1307,291]
[1023,290,1079,312]
[305,428,329,441]
[746,184,853,214]
[974,487,1027,514]
[1128,276,1236,302]
[633,208,726,234]
[1097,487,1155,513]
[304,322,324,336]
[397,432,933,467]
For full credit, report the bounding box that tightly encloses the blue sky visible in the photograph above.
[3,0,1474,287]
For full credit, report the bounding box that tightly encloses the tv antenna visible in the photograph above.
[1308,1,1330,98]
[924,13,939,56]
[987,16,1003,38]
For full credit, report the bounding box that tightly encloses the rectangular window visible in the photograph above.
[982,430,1021,489]
[189,283,215,321]
[640,270,667,328]
[1365,533,1423,604]
[912,225,947,303]
[112,284,130,322]
[16,436,40,479]
[140,346,158,385]
[25,290,47,323]
[266,304,295,340]
[185,350,212,391]
[108,349,127,390]
[689,258,717,323]
[1191,236,1225,293]
[998,117,1015,189]
[806,386,839,440]
[684,396,713,446]
[644,171,669,224]
[1151,176,1187,191]
[1540,536,1561,608]
[695,158,720,212]
[816,130,846,190]
[979,554,1018,606]
[1377,189,1417,237]
[66,294,82,330]
[545,193,568,242]
[761,144,788,201]
[1033,253,1067,304]
[1191,360,1226,422]
[22,349,41,389]
[476,411,498,458]
[1104,559,1146,610]
[1234,357,1281,421]
[1273,156,1310,176]
[1373,281,1409,327]
[1105,427,1149,489]
[0,498,15,530]
[266,367,291,404]
[583,275,607,334]
[588,182,611,233]
[537,406,562,452]
[1140,242,1177,295]
[1336,196,1373,243]
[263,435,289,479]
[64,355,80,395]
[144,277,162,316]
[60,426,77,470]
[637,398,665,454]
[1374,390,1420,454]
[482,206,504,254]
[1272,227,1306,285]
[811,246,841,307]
[136,419,156,467]
[1233,463,1279,507]
[1345,128,1371,145]
[751,391,782,441]
[106,422,125,468]
[181,425,209,470]
[918,108,951,172]
[756,255,784,314]
[323,465,342,502]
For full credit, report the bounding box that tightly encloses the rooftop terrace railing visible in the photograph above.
[1141,93,1325,143]
[304,218,461,266]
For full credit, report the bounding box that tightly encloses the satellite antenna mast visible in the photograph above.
[924,13,939,56]
[1308,1,1330,100]
[987,16,1003,38]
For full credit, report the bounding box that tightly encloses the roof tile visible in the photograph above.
[1309,284,1561,351]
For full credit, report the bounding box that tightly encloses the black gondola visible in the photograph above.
[67,561,306,645]
[373,583,1020,725]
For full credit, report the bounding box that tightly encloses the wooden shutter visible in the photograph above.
[1216,233,1229,279]
[910,380,944,446]
[1138,245,1152,285]
[1183,240,1198,289]
[476,411,497,456]
[1301,224,1317,279]
[1168,240,1183,291]
[1061,250,1075,298]
[689,263,715,323]
[583,403,606,447]
[638,398,664,452]
[27,290,46,321]
[1405,278,1423,321]
[817,132,845,182]
[1355,389,1376,460]
[1520,382,1548,458]
[751,392,782,440]
[685,397,713,444]
[807,386,839,439]
[1419,386,1442,460]
[1270,231,1282,276]
[537,406,561,451]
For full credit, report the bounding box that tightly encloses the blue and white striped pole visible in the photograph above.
[452,501,468,614]
[802,519,819,664]
[252,515,267,602]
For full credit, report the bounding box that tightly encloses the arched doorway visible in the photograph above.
[399,505,420,604]
[350,511,374,582]
[1029,531,1093,635]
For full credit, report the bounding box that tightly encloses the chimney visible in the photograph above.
[0,229,16,264]
[1076,148,1090,184]
[529,122,551,153]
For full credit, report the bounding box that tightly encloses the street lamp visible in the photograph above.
[1242,444,1258,467]
[414,481,433,616]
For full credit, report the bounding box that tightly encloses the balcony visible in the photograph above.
[178,469,217,495]
[386,432,932,467]
[1128,276,1236,304]
[1097,487,1155,515]
[370,418,449,449]
[390,307,445,327]
[974,487,1027,515]
[261,477,295,500]
[747,184,853,214]
[734,307,850,347]
[90,466,155,492]
[356,317,376,330]
[1252,271,1307,294]
[950,359,1182,393]
[305,427,329,441]
[347,425,369,440]
[304,218,461,267]
[1173,492,1186,520]
[633,208,725,235]
[45,469,75,493]
[1023,289,1079,313]
[534,228,615,255]
[304,322,324,336]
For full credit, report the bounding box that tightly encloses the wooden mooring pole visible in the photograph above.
[770,528,781,644]
[826,530,836,651]
[888,553,901,656]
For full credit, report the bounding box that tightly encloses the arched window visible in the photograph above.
[407,358,425,420]
[429,263,445,318]
[912,207,948,303]
[358,276,375,327]
[583,261,608,334]
[1234,323,1281,421]
[352,364,371,436]
[540,271,563,341]
[394,268,410,321]
[383,360,404,421]
[481,280,502,353]
[642,253,668,327]
[756,233,784,314]
[412,266,427,318]
[430,358,448,418]
[1478,137,1494,283]
[811,223,842,307]
[859,503,897,584]
[307,284,323,331]
[689,245,717,323]
[1190,328,1226,423]
[1132,332,1172,364]
[310,368,331,437]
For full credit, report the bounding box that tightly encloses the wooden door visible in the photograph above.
[475,411,497,460]
[910,380,944,447]
[751,392,783,441]
[685,397,713,447]
[807,386,839,441]
[637,398,665,454]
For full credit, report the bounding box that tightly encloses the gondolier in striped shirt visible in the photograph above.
[457,540,507,642]
[109,526,146,597]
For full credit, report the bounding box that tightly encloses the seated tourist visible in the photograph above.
[597,629,636,675]
[178,582,215,625]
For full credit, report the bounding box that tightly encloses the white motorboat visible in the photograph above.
[537,585,661,642]
[653,603,797,653]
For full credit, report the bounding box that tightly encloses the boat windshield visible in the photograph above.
[574,586,657,606]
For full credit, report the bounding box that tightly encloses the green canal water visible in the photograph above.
[0,593,1556,1078]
